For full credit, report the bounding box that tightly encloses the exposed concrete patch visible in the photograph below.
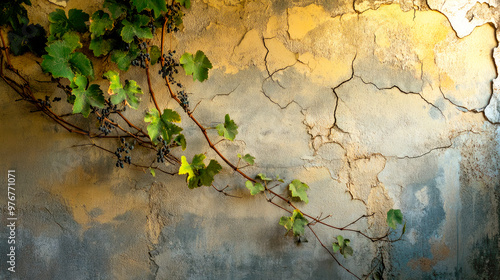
[347,155,386,204]
[408,240,451,271]
[427,0,499,38]
[435,24,497,111]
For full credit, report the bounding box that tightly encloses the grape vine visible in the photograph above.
[0,0,406,278]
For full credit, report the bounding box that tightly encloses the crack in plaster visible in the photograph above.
[44,207,66,232]
[262,37,298,87]
[438,84,484,113]
[329,53,358,137]
[210,84,240,101]
[356,75,445,118]
[393,129,482,159]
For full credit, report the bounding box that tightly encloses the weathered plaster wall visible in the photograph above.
[1,0,499,279]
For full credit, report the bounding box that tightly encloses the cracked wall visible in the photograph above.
[1,0,500,279]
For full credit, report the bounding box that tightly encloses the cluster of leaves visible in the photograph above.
[144,108,183,146]
[333,235,353,258]
[1,0,47,56]
[179,154,222,189]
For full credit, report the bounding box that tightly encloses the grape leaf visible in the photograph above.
[256,173,272,181]
[90,10,114,38]
[132,0,167,17]
[332,235,353,258]
[0,0,30,31]
[48,9,89,40]
[175,0,191,8]
[179,155,196,180]
[245,181,264,195]
[238,153,255,165]
[288,179,309,204]
[111,44,139,71]
[179,154,222,189]
[144,108,182,145]
[179,50,212,82]
[275,174,285,183]
[387,209,404,229]
[216,114,238,141]
[199,160,222,186]
[174,134,187,150]
[103,70,143,109]
[120,15,153,43]
[68,52,94,78]
[8,23,47,56]
[70,74,105,117]
[279,209,308,236]
[90,37,114,57]
[149,167,156,177]
[104,0,129,19]
[41,32,93,80]
[149,45,161,65]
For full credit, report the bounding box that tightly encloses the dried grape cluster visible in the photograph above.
[96,101,117,135]
[158,51,179,82]
[131,42,150,69]
[156,136,170,163]
[115,138,135,168]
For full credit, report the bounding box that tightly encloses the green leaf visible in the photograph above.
[288,179,309,204]
[144,108,183,145]
[343,245,353,258]
[0,0,30,31]
[7,23,47,56]
[175,0,191,8]
[149,168,156,177]
[387,209,404,230]
[174,134,187,150]
[238,153,255,165]
[111,44,139,71]
[199,160,222,186]
[69,52,94,78]
[256,173,272,181]
[179,50,213,82]
[120,15,153,43]
[149,45,161,65]
[279,209,308,236]
[178,154,222,189]
[332,242,340,253]
[337,235,344,247]
[90,37,114,57]
[275,174,285,183]
[90,10,114,38]
[68,9,89,33]
[245,181,265,195]
[41,32,93,80]
[132,0,167,17]
[70,74,105,117]
[215,114,238,141]
[104,0,128,19]
[48,9,89,40]
[104,70,143,109]
[190,154,206,170]
[332,235,353,258]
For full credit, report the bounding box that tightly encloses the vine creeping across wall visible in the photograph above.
[0,0,405,278]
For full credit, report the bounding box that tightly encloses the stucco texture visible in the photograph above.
[1,0,499,279]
